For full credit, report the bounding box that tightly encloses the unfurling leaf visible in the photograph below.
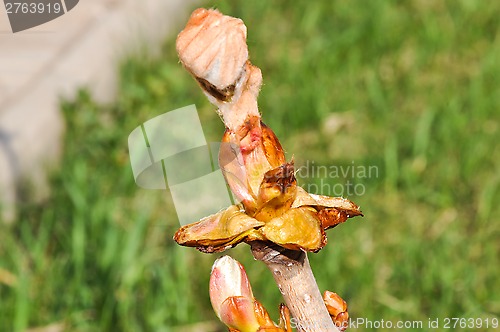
[174,206,264,253]
[260,207,326,252]
[174,161,362,253]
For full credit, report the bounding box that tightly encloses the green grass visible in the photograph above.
[1,0,499,331]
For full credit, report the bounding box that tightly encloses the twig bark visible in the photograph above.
[252,242,340,332]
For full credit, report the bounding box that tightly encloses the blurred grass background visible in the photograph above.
[1,0,499,331]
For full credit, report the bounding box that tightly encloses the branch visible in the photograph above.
[251,242,339,332]
[176,9,347,332]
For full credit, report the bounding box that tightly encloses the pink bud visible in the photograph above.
[210,256,259,331]
[176,8,248,91]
